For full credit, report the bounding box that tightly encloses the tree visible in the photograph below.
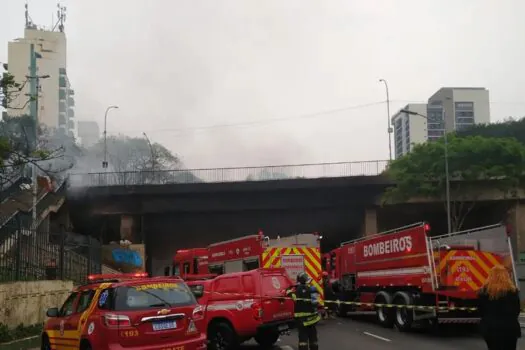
[81,135,201,184]
[0,115,68,194]
[457,117,525,145]
[382,135,525,232]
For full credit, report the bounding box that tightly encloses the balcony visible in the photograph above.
[59,68,66,76]
[68,89,75,96]
[59,89,66,100]
[68,120,75,130]
[59,101,66,113]
[68,97,75,107]
[58,113,66,126]
[67,108,74,119]
[59,76,67,88]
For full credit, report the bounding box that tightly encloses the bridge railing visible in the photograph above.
[69,160,389,187]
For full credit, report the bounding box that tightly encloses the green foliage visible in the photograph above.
[0,323,42,343]
[0,72,23,109]
[383,135,525,231]
[456,117,525,145]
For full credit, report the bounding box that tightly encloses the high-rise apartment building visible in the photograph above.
[77,121,100,148]
[5,5,75,138]
[391,103,428,158]
[392,87,490,158]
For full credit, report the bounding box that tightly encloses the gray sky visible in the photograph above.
[2,0,525,169]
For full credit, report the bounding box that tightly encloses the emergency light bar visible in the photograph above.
[87,272,148,282]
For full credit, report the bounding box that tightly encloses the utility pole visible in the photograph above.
[379,79,393,161]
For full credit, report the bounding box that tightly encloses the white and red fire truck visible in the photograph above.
[173,231,324,300]
[324,222,517,331]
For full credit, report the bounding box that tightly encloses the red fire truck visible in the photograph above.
[324,222,516,331]
[173,232,324,301]
[173,248,209,277]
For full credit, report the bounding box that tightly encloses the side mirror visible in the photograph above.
[46,307,59,318]
[192,289,203,298]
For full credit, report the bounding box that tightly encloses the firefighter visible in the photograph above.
[286,272,321,350]
[321,271,334,319]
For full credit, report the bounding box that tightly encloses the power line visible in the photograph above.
[113,99,525,137]
[132,101,387,135]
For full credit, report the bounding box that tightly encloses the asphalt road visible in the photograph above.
[240,316,525,350]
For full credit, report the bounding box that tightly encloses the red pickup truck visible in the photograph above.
[186,268,295,350]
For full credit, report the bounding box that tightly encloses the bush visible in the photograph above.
[0,323,42,343]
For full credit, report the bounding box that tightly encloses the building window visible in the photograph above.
[455,101,475,129]
[394,118,404,158]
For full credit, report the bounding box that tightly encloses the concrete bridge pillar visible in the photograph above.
[120,215,140,243]
[361,207,378,237]
[507,201,525,262]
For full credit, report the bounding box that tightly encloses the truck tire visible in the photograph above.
[335,299,347,317]
[393,291,414,332]
[208,321,239,350]
[254,329,279,348]
[375,292,394,328]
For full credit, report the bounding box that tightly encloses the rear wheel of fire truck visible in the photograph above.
[393,291,414,332]
[254,329,280,348]
[375,292,394,328]
[208,321,239,350]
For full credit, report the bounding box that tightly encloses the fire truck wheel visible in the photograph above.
[254,329,280,348]
[208,321,238,350]
[393,292,414,332]
[375,292,394,328]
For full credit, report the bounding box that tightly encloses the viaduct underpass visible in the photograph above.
[66,161,525,275]
[68,173,395,275]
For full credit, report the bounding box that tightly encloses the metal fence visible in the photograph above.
[69,160,389,187]
[0,215,102,285]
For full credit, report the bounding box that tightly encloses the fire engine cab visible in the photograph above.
[324,222,517,331]
[173,248,209,277]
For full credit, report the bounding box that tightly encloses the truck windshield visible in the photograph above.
[114,283,196,310]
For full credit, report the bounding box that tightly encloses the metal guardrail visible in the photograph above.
[69,160,390,187]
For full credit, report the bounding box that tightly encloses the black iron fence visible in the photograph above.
[0,215,102,285]
[69,160,390,187]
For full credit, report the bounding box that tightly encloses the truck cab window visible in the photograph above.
[209,265,224,275]
[183,262,190,274]
[173,264,180,276]
[193,258,199,274]
[243,259,259,271]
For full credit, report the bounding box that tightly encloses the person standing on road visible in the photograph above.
[286,272,321,350]
[322,272,334,319]
[478,265,521,350]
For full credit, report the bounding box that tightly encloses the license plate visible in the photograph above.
[278,324,288,331]
[152,320,177,331]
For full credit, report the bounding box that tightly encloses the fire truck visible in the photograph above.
[324,222,517,331]
[174,232,324,300]
[173,248,209,277]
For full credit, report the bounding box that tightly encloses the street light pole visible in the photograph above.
[379,79,393,162]
[142,132,155,171]
[102,105,119,169]
[401,108,452,233]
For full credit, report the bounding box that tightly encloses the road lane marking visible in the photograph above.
[363,331,391,342]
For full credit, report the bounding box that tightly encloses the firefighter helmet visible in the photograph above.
[297,272,309,284]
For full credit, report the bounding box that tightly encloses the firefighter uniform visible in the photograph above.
[286,272,321,350]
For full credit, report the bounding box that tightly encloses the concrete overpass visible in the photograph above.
[66,160,525,274]
[68,160,394,274]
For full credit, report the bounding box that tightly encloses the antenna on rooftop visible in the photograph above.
[24,1,36,29]
[52,2,67,32]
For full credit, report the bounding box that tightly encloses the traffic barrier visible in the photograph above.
[196,289,478,312]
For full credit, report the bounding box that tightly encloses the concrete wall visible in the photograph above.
[0,280,73,328]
